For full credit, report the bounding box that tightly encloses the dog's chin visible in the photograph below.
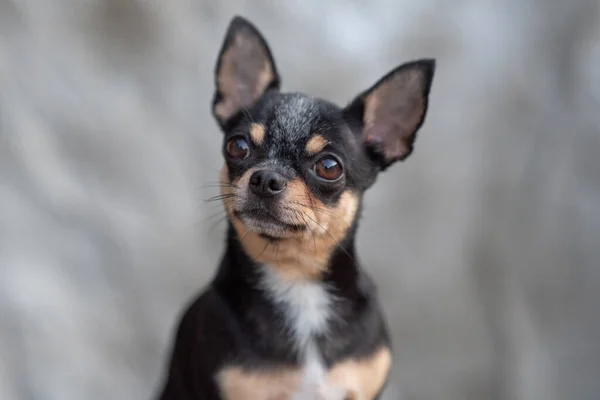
[233,209,305,240]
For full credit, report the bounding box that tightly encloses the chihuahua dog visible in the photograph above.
[157,16,435,400]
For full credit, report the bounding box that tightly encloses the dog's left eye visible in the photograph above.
[226,137,250,159]
[314,157,343,181]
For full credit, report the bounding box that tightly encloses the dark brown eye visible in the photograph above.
[226,137,250,159]
[314,157,343,181]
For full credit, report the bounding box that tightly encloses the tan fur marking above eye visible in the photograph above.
[249,123,265,145]
[220,164,257,213]
[217,365,302,400]
[326,346,392,400]
[305,134,329,155]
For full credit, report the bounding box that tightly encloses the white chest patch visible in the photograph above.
[259,268,332,348]
[260,267,346,400]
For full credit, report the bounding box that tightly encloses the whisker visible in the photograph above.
[275,240,280,260]
[299,210,354,261]
[295,209,317,257]
[287,201,351,231]
[256,241,270,259]
[240,228,254,240]
[201,184,237,190]
[208,215,229,233]
[203,208,228,221]
[201,180,239,189]
[203,194,238,204]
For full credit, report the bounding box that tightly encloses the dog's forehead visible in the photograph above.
[258,93,342,152]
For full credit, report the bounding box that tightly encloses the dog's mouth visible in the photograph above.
[233,207,306,239]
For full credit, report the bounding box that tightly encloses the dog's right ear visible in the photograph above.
[212,16,280,128]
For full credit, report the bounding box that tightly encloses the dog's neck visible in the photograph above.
[216,222,365,365]
[216,220,364,295]
[214,223,369,399]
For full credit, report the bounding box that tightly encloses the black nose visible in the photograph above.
[249,170,287,198]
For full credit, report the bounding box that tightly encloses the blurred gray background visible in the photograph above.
[1,1,599,399]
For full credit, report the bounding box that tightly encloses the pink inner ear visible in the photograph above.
[365,133,382,144]
[214,29,277,122]
[362,68,427,162]
[365,122,410,162]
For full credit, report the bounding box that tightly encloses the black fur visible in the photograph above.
[158,223,390,399]
[222,91,378,205]
[156,15,435,400]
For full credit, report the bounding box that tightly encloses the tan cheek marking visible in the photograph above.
[249,123,265,145]
[220,165,273,261]
[326,346,392,400]
[220,166,359,282]
[220,164,252,229]
[258,188,359,281]
[305,134,328,155]
[322,190,359,242]
[220,164,256,203]
[217,366,301,400]
[283,179,319,226]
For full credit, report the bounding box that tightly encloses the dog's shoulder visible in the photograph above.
[157,287,238,399]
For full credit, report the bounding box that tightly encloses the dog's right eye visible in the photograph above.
[226,137,250,159]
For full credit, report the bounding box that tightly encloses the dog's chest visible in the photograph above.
[260,268,332,351]
[261,268,340,398]
[218,270,345,399]
[216,269,392,399]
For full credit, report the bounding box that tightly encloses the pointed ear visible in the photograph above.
[212,16,280,128]
[344,59,435,170]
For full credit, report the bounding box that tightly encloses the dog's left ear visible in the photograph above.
[212,16,280,127]
[344,59,435,170]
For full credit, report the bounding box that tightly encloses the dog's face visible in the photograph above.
[212,17,435,278]
[219,92,369,242]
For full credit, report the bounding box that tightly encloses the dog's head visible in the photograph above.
[213,16,435,278]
